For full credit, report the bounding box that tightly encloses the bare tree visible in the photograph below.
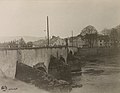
[80,25,98,48]
[110,28,119,47]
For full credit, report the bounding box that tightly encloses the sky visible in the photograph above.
[0,0,120,38]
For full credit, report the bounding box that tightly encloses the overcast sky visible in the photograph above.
[0,0,120,38]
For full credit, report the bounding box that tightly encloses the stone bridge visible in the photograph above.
[0,46,78,79]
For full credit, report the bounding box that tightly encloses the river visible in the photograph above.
[71,55,120,93]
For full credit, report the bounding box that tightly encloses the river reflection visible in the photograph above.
[71,55,120,93]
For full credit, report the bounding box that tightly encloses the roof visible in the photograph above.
[49,36,60,44]
[68,35,82,42]
[98,34,110,41]
[33,36,64,46]
[33,39,47,46]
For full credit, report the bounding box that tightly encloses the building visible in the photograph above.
[49,36,66,46]
[33,36,67,47]
[33,39,47,47]
[68,36,85,48]
[80,25,98,48]
[97,35,111,48]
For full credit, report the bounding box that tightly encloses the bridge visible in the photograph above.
[0,46,78,79]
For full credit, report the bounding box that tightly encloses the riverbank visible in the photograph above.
[0,77,49,93]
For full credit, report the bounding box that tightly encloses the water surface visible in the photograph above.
[71,55,120,93]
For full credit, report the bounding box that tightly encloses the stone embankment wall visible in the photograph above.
[78,48,120,56]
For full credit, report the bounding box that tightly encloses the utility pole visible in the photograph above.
[47,16,50,47]
[72,30,73,47]
[65,38,68,64]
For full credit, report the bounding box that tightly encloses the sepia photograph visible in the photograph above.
[0,0,120,93]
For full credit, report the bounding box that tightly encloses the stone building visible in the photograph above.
[97,35,111,48]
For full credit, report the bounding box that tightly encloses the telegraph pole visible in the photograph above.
[47,16,50,47]
[72,30,73,47]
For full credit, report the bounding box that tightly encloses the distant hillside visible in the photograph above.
[0,36,45,43]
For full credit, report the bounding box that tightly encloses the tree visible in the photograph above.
[84,33,98,48]
[27,41,33,47]
[110,28,119,47]
[80,25,98,48]
[8,41,17,48]
[18,38,26,48]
